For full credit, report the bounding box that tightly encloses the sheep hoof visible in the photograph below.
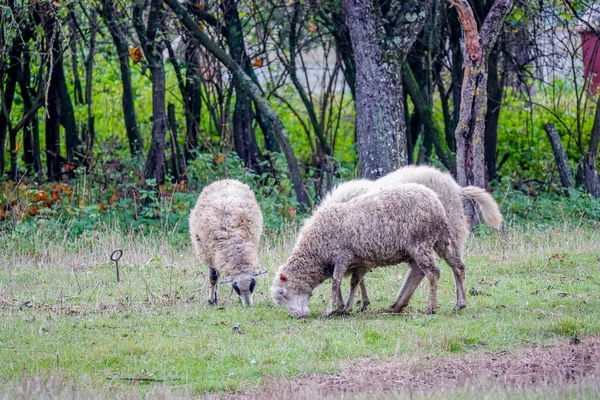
[453,303,467,311]
[334,309,350,316]
[321,311,333,318]
[426,307,436,315]
[387,305,406,314]
[207,299,218,306]
[357,302,370,313]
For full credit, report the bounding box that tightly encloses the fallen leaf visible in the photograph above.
[216,155,225,164]
[129,47,143,64]
[308,24,317,33]
[287,206,296,218]
[196,3,205,9]
[51,192,60,201]
[111,194,119,202]
[35,190,48,202]
[551,253,565,261]
[252,59,263,67]
[64,162,76,172]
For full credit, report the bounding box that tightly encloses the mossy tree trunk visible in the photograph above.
[447,0,512,223]
[341,0,431,179]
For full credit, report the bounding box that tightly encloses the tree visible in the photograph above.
[99,0,144,156]
[341,0,432,179]
[165,0,310,209]
[446,0,512,221]
[133,0,168,184]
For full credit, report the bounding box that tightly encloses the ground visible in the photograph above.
[1,221,599,399]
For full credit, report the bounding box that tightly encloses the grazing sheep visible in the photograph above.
[189,179,266,306]
[318,179,373,210]
[271,183,453,318]
[318,165,503,314]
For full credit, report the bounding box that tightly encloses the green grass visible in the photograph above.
[0,222,599,398]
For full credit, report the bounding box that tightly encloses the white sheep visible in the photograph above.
[315,165,503,313]
[189,179,266,306]
[271,183,453,318]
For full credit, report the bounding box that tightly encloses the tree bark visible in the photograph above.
[484,43,503,183]
[46,14,62,181]
[57,47,81,164]
[133,0,168,184]
[83,9,98,164]
[99,0,144,156]
[544,122,573,196]
[167,103,186,180]
[184,41,201,160]
[222,0,264,173]
[342,0,431,179]
[583,96,600,198]
[165,0,310,209]
[68,11,84,105]
[0,43,20,179]
[447,0,512,224]
[19,51,42,176]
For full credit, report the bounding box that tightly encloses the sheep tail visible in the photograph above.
[460,186,503,230]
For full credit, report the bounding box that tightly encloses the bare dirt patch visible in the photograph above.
[217,336,600,399]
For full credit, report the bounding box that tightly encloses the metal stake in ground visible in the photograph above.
[111,249,123,283]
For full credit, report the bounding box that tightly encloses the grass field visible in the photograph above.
[1,221,599,398]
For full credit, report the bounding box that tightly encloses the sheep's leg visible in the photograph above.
[388,261,424,313]
[357,278,371,312]
[208,268,219,305]
[324,263,348,317]
[344,271,363,313]
[412,252,441,315]
[444,253,467,311]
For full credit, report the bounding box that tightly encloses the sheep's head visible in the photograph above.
[220,270,267,306]
[271,272,311,318]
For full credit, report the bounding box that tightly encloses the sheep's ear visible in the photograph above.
[253,270,267,277]
[219,276,233,285]
[279,274,287,281]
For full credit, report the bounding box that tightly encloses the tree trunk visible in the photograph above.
[584,95,600,198]
[68,12,84,105]
[0,44,20,179]
[46,16,62,182]
[184,42,201,161]
[57,49,80,164]
[84,9,98,165]
[342,0,403,179]
[447,0,512,224]
[165,0,310,209]
[484,43,503,183]
[167,103,186,180]
[222,0,264,173]
[544,122,573,196]
[134,0,168,184]
[20,49,42,176]
[342,0,431,179]
[99,0,144,156]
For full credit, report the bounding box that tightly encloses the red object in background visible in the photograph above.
[580,30,600,94]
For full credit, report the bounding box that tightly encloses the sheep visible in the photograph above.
[189,179,266,306]
[271,183,453,318]
[322,165,503,314]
